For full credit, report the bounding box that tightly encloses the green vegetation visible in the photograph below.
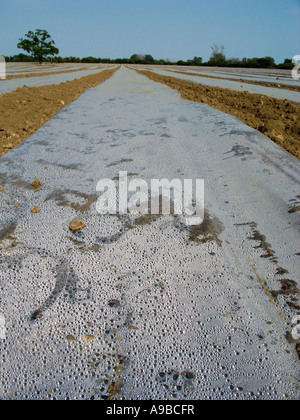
[4,52,293,69]
[4,35,294,69]
[209,44,226,66]
[17,29,59,63]
[276,58,294,70]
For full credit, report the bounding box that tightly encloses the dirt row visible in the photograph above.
[0,67,119,157]
[0,66,299,160]
[135,69,300,159]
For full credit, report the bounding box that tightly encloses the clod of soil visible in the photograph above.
[69,220,86,232]
[31,206,40,214]
[31,179,43,188]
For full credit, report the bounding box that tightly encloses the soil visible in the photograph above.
[69,220,86,232]
[1,66,299,160]
[0,67,118,157]
[165,68,300,93]
[135,69,300,159]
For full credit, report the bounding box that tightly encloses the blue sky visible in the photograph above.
[0,0,299,63]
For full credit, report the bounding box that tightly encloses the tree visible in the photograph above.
[210,44,226,66]
[192,56,202,66]
[257,56,275,68]
[177,60,187,66]
[82,56,100,63]
[277,58,294,70]
[17,29,59,63]
[13,53,35,62]
[144,54,155,64]
[130,54,145,64]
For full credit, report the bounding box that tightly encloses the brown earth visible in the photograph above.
[135,69,300,159]
[1,65,105,80]
[0,65,299,160]
[0,67,118,157]
[164,68,300,93]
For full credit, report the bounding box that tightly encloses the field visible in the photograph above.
[0,64,299,400]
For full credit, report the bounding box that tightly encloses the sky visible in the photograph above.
[0,0,299,63]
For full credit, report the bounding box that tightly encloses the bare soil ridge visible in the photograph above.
[0,67,119,157]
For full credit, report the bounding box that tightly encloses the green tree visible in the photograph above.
[130,54,145,64]
[258,56,275,68]
[17,29,59,63]
[209,44,226,66]
[192,56,202,66]
[82,56,99,63]
[144,54,155,64]
[277,58,293,70]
